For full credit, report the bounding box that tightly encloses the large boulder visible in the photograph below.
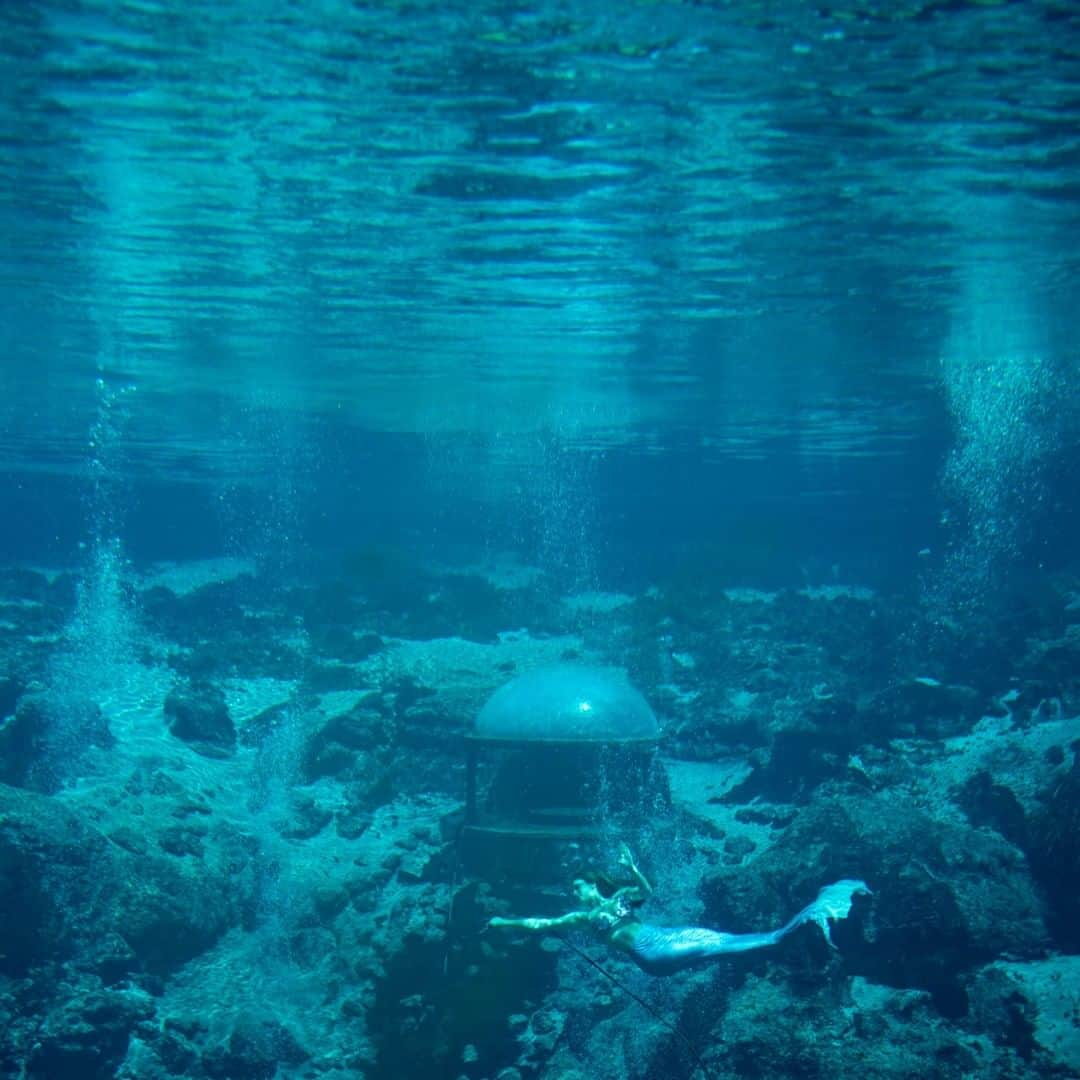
[164,682,236,755]
[0,694,112,792]
[700,791,1047,1015]
[0,785,251,978]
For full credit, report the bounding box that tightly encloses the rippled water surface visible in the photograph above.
[0,0,1077,494]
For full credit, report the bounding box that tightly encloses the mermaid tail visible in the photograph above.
[622,879,871,975]
[625,924,782,974]
[782,878,872,947]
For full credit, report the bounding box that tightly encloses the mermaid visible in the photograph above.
[488,843,870,975]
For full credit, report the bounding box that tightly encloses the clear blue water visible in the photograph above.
[2,6,1080,1078]
[2,0,1076,591]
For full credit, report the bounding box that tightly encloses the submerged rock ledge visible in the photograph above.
[1,560,1078,1079]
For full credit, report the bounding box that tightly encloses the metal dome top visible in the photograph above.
[474,664,659,744]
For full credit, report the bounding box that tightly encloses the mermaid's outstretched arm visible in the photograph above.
[489,910,590,933]
[616,879,871,975]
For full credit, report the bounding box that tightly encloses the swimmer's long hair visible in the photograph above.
[579,869,647,909]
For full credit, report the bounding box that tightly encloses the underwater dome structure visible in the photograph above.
[473,663,659,744]
[463,665,665,870]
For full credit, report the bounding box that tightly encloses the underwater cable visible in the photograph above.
[560,934,712,1080]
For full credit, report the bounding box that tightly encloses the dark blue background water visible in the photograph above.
[1,0,1078,597]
